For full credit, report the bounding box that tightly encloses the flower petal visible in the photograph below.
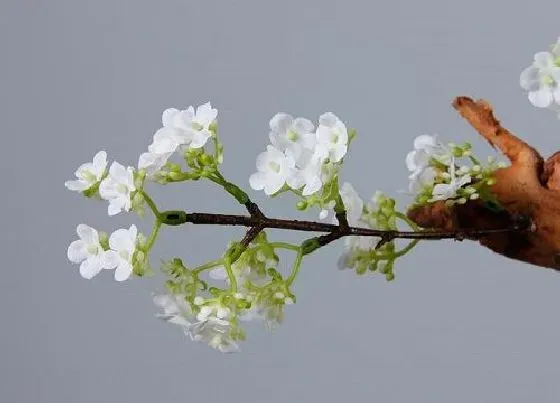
[520,66,541,91]
[269,113,293,134]
[67,240,87,263]
[64,180,89,192]
[249,172,267,190]
[534,51,553,68]
[528,87,553,108]
[79,256,104,279]
[77,224,99,244]
[114,261,133,281]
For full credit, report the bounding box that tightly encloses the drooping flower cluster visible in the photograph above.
[154,232,297,352]
[250,112,354,218]
[520,37,560,117]
[405,135,504,208]
[336,183,410,280]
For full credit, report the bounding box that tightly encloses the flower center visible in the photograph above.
[191,122,204,131]
[117,183,129,194]
[287,129,298,142]
[83,171,97,183]
[330,130,339,144]
[268,161,281,173]
[542,75,556,86]
[119,250,130,260]
[87,244,99,255]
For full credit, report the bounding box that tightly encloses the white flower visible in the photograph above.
[163,102,217,149]
[249,145,296,195]
[520,51,560,108]
[406,135,451,174]
[189,318,240,353]
[314,112,348,163]
[196,302,231,322]
[104,224,138,281]
[408,166,437,193]
[65,151,107,192]
[153,294,239,353]
[286,149,324,195]
[430,164,471,201]
[138,151,172,177]
[153,294,194,328]
[269,113,316,160]
[339,182,364,225]
[318,200,336,220]
[99,162,136,215]
[67,224,109,279]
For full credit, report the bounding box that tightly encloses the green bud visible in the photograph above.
[296,200,307,210]
[209,287,221,296]
[348,128,357,142]
[301,238,321,255]
[209,120,218,135]
[98,232,109,250]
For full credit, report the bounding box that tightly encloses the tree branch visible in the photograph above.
[160,210,529,242]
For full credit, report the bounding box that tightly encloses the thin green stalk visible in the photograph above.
[286,247,304,286]
[145,219,162,251]
[269,242,300,251]
[193,258,224,275]
[141,191,159,216]
[223,258,238,293]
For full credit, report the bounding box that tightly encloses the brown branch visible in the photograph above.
[160,210,527,243]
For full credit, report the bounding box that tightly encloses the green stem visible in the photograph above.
[145,219,162,251]
[223,258,238,293]
[270,242,300,251]
[286,247,304,286]
[193,258,224,275]
[141,191,159,216]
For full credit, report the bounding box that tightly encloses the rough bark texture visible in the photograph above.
[407,96,560,270]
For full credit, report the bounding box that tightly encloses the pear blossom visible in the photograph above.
[406,135,451,174]
[189,318,240,353]
[99,162,136,215]
[153,293,194,328]
[138,151,172,177]
[408,166,437,193]
[269,113,316,160]
[430,164,471,201]
[163,102,217,149]
[286,149,324,196]
[339,182,364,225]
[520,51,560,108]
[104,224,138,281]
[249,145,296,195]
[196,302,231,321]
[65,151,107,192]
[314,112,348,163]
[67,224,109,279]
[153,294,239,353]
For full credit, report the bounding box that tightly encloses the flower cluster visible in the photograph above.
[250,112,355,218]
[138,102,220,182]
[337,183,414,280]
[520,37,560,117]
[154,232,297,352]
[67,223,146,281]
[405,135,504,208]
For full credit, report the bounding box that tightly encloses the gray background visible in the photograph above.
[3,1,560,402]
